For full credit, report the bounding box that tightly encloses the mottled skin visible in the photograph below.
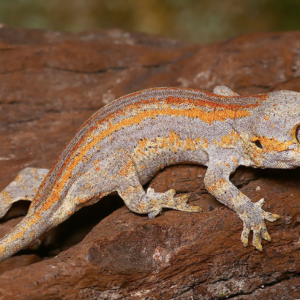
[1,85,300,262]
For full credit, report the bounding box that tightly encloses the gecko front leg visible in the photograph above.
[0,168,49,218]
[204,153,280,251]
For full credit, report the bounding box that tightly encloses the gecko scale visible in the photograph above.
[1,85,300,262]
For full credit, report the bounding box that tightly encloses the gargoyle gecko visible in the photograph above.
[1,85,299,261]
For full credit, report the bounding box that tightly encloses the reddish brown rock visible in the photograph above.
[0,26,300,299]
[0,254,41,275]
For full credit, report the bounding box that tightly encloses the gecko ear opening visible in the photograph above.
[291,123,300,145]
[251,137,263,149]
[254,140,263,149]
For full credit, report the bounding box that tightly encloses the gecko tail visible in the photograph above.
[0,212,49,262]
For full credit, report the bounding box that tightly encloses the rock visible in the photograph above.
[0,254,41,275]
[0,26,300,299]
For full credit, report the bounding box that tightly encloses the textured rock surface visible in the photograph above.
[0,26,300,299]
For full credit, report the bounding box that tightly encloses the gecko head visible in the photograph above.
[246,90,300,168]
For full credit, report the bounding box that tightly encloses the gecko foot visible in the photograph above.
[146,187,202,218]
[239,198,280,251]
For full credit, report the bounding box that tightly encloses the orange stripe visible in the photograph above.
[164,95,265,110]
[78,93,265,136]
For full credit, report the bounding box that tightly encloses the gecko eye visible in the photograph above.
[291,123,300,145]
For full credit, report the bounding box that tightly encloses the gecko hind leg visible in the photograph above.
[49,150,201,228]
[0,168,49,218]
[113,152,202,218]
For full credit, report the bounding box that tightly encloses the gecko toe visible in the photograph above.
[165,189,176,197]
[182,205,202,212]
[148,210,161,219]
[241,226,250,247]
[261,230,271,242]
[252,227,263,251]
[192,205,202,212]
[256,198,265,208]
[174,194,202,212]
[176,194,190,202]
[263,211,280,222]
[254,242,263,252]
[258,222,271,242]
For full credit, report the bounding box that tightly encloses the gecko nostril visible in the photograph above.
[254,140,263,149]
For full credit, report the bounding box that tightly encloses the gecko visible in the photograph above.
[1,85,300,262]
